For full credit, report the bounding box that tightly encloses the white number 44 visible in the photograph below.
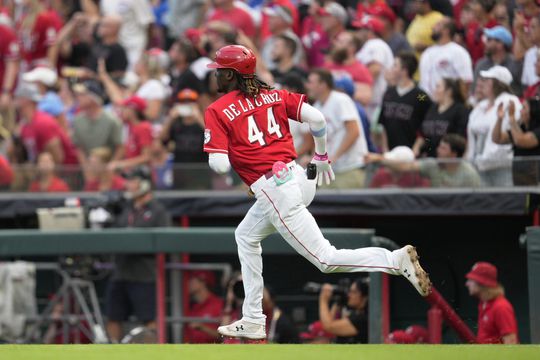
[247,107,282,146]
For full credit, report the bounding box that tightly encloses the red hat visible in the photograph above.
[300,321,335,341]
[352,16,385,36]
[405,325,429,343]
[466,262,498,288]
[386,330,415,344]
[189,270,217,288]
[121,96,147,113]
[366,4,396,23]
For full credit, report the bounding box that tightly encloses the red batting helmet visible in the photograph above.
[207,45,256,77]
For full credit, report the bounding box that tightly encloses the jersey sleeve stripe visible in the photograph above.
[296,94,306,122]
[203,147,229,154]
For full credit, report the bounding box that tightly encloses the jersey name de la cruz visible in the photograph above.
[204,89,306,185]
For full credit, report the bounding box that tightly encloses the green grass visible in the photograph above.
[1,344,539,360]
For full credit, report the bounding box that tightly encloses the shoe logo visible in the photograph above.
[404,269,411,278]
[236,325,244,331]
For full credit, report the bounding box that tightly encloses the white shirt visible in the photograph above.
[136,79,169,100]
[466,93,520,171]
[101,0,155,52]
[356,38,394,110]
[419,42,473,99]
[521,45,539,87]
[314,91,368,172]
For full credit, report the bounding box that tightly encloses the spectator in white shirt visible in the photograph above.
[521,16,540,89]
[101,0,155,69]
[353,16,394,122]
[419,17,473,100]
[306,68,368,189]
[466,66,521,187]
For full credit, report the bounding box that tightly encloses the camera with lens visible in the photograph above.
[86,190,127,229]
[304,278,352,307]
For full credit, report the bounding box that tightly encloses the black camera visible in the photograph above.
[304,278,352,307]
[86,190,127,228]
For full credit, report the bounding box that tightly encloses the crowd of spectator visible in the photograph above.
[2,0,540,192]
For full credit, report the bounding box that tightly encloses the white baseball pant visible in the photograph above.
[236,162,401,325]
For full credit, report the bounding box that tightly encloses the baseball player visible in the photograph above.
[203,45,431,340]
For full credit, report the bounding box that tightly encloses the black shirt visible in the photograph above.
[87,43,129,74]
[420,102,469,157]
[113,198,171,282]
[335,310,368,344]
[168,120,208,163]
[379,86,432,149]
[271,67,307,87]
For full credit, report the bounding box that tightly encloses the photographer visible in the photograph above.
[318,278,369,344]
[105,166,171,343]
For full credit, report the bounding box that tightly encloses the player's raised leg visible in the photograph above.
[259,181,431,296]
[217,201,275,340]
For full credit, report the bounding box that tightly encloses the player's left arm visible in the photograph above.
[204,107,231,174]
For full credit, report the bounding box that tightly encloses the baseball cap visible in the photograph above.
[484,26,513,47]
[366,3,396,23]
[480,65,513,86]
[263,4,293,25]
[177,88,199,102]
[39,93,65,116]
[189,270,217,288]
[317,2,348,25]
[14,82,43,102]
[146,47,170,69]
[72,80,104,104]
[466,261,498,288]
[383,146,415,162]
[334,74,355,98]
[121,95,147,113]
[300,321,335,341]
[352,16,385,36]
[23,67,58,87]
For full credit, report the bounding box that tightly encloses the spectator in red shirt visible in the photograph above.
[465,0,499,64]
[300,1,329,68]
[207,0,256,40]
[465,261,519,344]
[524,48,540,100]
[324,31,373,107]
[0,153,13,190]
[28,151,70,192]
[16,0,62,67]
[317,2,347,46]
[184,270,224,344]
[369,147,430,188]
[109,96,152,172]
[15,82,78,165]
[0,23,20,133]
[84,147,126,192]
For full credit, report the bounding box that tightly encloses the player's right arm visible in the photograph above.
[204,107,232,174]
[300,103,335,186]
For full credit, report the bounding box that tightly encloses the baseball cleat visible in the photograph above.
[218,319,266,340]
[397,245,432,297]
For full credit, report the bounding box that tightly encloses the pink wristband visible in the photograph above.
[313,152,328,161]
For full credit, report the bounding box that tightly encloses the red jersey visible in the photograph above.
[465,19,498,65]
[29,176,70,192]
[84,175,126,192]
[183,293,224,344]
[204,89,305,185]
[476,295,518,344]
[125,121,153,159]
[17,11,61,65]
[208,6,256,39]
[20,111,78,165]
[0,24,20,93]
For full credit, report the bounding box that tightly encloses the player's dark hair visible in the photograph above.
[310,68,334,89]
[235,72,274,98]
[275,34,297,57]
[396,51,418,79]
[441,133,466,157]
